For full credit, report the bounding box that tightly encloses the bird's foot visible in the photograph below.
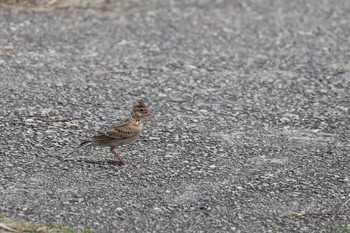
[121,162,133,168]
[110,160,133,167]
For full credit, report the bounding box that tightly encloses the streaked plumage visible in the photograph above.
[75,99,151,167]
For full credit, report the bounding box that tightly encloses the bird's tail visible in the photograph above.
[52,140,93,162]
[66,140,92,156]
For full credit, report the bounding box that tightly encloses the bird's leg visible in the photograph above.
[110,147,133,167]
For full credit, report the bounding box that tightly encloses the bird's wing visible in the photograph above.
[92,118,139,140]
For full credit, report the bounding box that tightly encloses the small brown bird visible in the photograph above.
[75,99,151,167]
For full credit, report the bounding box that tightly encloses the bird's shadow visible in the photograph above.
[51,154,128,167]
[64,158,119,165]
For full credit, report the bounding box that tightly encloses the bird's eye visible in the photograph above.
[139,108,144,112]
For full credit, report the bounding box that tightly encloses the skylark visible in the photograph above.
[74,99,151,167]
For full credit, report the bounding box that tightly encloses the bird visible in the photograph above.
[72,99,151,167]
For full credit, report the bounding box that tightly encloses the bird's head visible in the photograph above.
[131,99,151,119]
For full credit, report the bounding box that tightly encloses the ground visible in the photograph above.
[0,0,349,232]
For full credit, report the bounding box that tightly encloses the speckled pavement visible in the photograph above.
[0,1,349,232]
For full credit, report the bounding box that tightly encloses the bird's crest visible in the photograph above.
[134,99,146,108]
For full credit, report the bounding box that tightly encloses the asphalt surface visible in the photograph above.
[0,0,349,232]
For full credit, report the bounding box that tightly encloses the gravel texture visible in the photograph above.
[0,0,350,232]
